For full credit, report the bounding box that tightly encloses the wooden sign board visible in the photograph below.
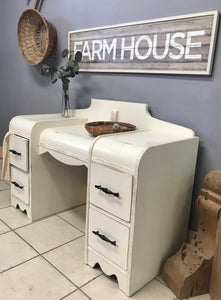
[68,11,219,75]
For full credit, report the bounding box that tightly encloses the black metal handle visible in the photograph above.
[95,185,119,198]
[9,149,22,156]
[92,230,116,246]
[11,181,24,189]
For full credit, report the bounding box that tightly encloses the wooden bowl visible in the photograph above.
[85,121,136,136]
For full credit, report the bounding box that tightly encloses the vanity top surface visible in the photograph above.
[39,122,196,171]
[10,99,196,169]
[40,124,95,161]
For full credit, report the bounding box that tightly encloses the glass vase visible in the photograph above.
[62,83,71,118]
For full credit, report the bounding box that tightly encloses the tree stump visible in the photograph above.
[162,170,221,299]
[210,213,221,300]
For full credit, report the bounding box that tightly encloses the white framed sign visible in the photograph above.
[68,11,219,75]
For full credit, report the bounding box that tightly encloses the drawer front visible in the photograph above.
[11,167,29,205]
[9,135,29,171]
[89,163,133,222]
[88,206,129,270]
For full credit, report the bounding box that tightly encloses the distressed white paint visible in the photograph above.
[8,99,199,296]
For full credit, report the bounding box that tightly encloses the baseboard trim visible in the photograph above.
[0,146,2,159]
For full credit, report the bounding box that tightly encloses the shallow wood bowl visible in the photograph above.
[85,121,136,136]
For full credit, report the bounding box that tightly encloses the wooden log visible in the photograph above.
[162,242,213,298]
[210,215,221,300]
[205,170,221,196]
[162,170,221,299]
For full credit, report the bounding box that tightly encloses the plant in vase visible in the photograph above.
[40,49,82,117]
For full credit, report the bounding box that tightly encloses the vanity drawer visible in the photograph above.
[10,135,29,172]
[88,206,130,270]
[89,163,133,222]
[11,167,29,205]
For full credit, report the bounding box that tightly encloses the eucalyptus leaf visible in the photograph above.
[61,49,69,58]
[74,65,79,72]
[41,64,50,69]
[51,78,58,84]
[51,66,58,72]
[75,51,82,62]
[67,60,75,68]
[40,49,82,88]
[64,69,72,77]
[61,71,67,77]
[40,64,51,74]
[49,69,55,77]
[69,72,75,78]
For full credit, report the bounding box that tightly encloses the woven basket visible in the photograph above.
[85,121,136,136]
[17,0,57,65]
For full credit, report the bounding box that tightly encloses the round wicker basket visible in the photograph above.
[85,121,136,136]
[17,2,57,65]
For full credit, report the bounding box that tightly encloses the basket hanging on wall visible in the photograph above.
[17,0,57,65]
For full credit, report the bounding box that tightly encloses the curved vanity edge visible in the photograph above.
[148,115,197,137]
[127,137,199,294]
[87,247,128,295]
[9,114,88,139]
[11,194,32,220]
[90,130,198,173]
[39,145,88,167]
[38,123,96,166]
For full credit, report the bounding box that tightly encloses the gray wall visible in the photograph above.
[0,0,221,230]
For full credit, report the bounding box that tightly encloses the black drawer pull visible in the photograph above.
[92,230,116,246]
[11,181,24,189]
[95,185,119,198]
[9,149,22,156]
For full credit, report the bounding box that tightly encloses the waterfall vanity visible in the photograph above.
[8,99,199,296]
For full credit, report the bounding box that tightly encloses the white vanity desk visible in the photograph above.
[9,99,199,296]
